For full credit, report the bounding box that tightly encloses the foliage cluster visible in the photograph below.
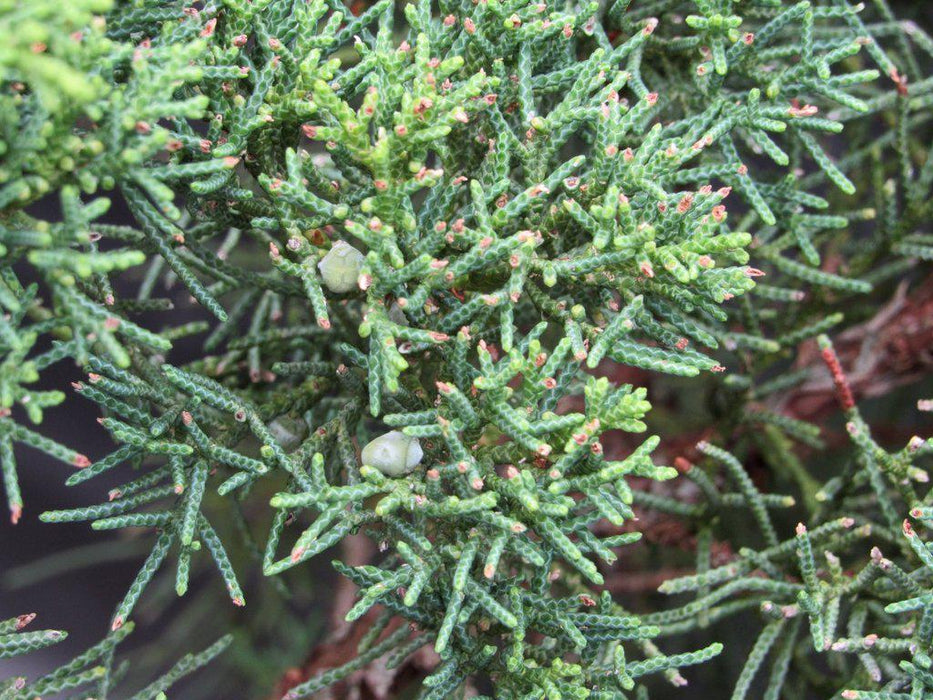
[0,0,932,698]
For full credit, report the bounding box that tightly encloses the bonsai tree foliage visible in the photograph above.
[0,0,931,698]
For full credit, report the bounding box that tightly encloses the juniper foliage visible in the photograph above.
[0,0,931,698]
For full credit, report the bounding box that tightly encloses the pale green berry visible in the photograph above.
[361,430,423,477]
[267,415,309,453]
[387,302,408,326]
[317,240,364,293]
